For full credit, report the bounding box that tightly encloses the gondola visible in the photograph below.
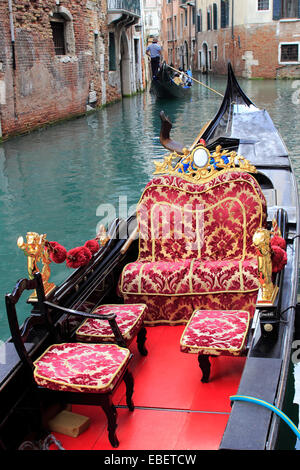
[150,61,192,99]
[1,63,299,452]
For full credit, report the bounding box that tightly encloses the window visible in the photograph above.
[134,39,139,64]
[192,6,196,25]
[198,50,202,69]
[50,14,66,55]
[197,9,202,32]
[282,0,298,18]
[213,3,218,29]
[207,7,211,30]
[50,8,75,56]
[280,43,299,62]
[214,44,218,60]
[167,18,172,40]
[220,0,229,28]
[273,0,299,19]
[257,0,269,10]
[185,9,187,27]
[174,16,177,39]
[109,32,116,71]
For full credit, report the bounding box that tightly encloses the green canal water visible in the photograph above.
[0,74,300,449]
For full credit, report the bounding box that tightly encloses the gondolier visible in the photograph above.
[146,37,162,78]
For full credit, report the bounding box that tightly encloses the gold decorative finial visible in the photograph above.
[17,232,56,301]
[96,224,110,246]
[153,144,257,183]
[253,228,278,305]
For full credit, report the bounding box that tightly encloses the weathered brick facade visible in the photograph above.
[0,0,144,140]
[160,0,300,79]
[197,18,300,79]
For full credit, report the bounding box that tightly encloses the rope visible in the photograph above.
[166,64,224,98]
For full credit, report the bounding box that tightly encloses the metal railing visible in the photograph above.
[107,0,141,16]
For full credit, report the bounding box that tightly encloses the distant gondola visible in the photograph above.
[150,61,192,99]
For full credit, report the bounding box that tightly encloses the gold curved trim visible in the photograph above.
[120,287,259,297]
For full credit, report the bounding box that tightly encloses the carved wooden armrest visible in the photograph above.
[44,300,126,346]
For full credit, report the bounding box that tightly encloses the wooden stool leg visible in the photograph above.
[198,354,211,383]
[137,326,148,356]
[123,369,135,411]
[102,395,119,448]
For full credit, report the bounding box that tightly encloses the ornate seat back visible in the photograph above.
[137,171,267,262]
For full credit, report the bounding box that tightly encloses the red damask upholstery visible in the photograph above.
[33,343,131,393]
[180,310,250,357]
[75,304,146,345]
[180,309,250,382]
[119,171,267,324]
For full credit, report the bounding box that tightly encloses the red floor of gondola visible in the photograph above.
[52,325,245,450]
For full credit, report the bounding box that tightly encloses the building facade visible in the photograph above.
[161,0,196,70]
[0,0,144,140]
[160,0,300,77]
[144,0,162,40]
[196,0,300,78]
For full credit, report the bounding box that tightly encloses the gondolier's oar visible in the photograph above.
[166,64,224,98]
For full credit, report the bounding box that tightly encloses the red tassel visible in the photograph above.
[271,245,287,273]
[270,235,286,251]
[199,138,206,146]
[84,239,100,255]
[48,241,67,264]
[66,246,92,269]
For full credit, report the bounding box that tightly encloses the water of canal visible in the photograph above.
[0,74,300,449]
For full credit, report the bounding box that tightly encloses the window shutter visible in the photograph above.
[213,3,218,29]
[221,0,225,27]
[298,0,300,18]
[273,0,281,20]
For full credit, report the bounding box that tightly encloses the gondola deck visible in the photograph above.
[48,324,244,450]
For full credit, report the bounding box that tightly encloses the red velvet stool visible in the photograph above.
[75,304,148,356]
[180,309,250,382]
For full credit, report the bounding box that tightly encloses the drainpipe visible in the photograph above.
[8,0,16,70]
[231,0,234,39]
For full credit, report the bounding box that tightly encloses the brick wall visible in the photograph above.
[196,20,300,79]
[0,0,123,139]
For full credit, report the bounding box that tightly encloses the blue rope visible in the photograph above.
[230,395,300,440]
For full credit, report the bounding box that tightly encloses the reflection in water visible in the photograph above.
[0,74,300,448]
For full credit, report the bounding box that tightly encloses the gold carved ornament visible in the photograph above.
[153,144,257,183]
[17,232,56,301]
[17,227,111,301]
[252,219,282,306]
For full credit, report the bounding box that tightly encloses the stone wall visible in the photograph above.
[0,0,135,139]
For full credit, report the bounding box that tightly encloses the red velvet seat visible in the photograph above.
[180,309,250,382]
[5,273,135,448]
[119,171,267,324]
[34,343,131,394]
[75,304,148,355]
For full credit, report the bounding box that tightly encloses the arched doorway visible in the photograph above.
[120,31,131,96]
